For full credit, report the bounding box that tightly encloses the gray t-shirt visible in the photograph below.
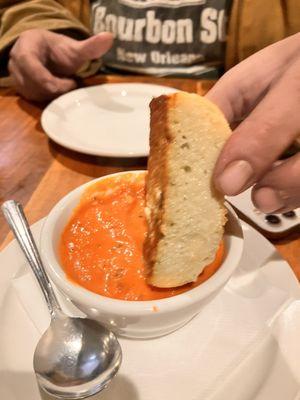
[91,0,232,76]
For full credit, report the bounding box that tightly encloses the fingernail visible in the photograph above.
[252,187,285,213]
[45,81,58,94]
[217,160,254,195]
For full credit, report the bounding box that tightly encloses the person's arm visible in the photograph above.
[207,33,300,213]
[0,0,90,77]
[0,1,113,100]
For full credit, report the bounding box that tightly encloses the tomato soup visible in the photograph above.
[59,173,225,301]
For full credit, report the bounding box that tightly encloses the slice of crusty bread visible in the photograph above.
[144,92,231,288]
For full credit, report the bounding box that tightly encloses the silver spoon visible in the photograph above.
[2,200,122,399]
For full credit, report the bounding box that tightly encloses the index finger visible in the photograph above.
[206,33,300,123]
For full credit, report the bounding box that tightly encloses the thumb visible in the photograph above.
[213,60,300,197]
[75,32,114,62]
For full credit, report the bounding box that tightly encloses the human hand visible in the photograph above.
[207,33,300,213]
[8,29,113,102]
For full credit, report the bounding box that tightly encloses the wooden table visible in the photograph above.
[1,75,299,280]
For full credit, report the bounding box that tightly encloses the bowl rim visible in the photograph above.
[40,170,244,316]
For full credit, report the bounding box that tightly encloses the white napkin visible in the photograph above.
[5,264,300,400]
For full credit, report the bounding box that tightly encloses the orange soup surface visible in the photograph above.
[60,173,225,301]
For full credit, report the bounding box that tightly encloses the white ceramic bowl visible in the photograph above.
[40,171,243,339]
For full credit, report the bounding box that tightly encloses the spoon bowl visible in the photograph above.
[2,200,122,399]
[34,313,122,398]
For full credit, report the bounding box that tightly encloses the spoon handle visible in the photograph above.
[2,200,61,317]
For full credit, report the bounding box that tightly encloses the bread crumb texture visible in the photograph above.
[145,92,231,288]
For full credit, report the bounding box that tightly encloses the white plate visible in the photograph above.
[41,83,178,158]
[1,220,300,400]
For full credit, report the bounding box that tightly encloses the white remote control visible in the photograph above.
[226,188,300,239]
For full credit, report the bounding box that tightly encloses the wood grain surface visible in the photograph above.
[0,75,299,280]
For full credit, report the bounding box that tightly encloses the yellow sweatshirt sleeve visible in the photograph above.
[0,0,90,49]
[0,0,98,84]
[226,0,300,69]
